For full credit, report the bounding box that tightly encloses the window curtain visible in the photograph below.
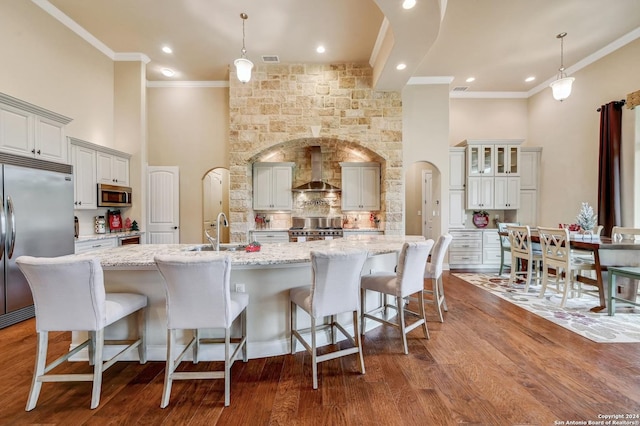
[597,101,624,236]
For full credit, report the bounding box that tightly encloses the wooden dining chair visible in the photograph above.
[611,226,640,241]
[498,222,519,276]
[537,226,598,307]
[506,225,542,292]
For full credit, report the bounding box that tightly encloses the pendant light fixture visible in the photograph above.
[549,32,574,101]
[234,13,253,83]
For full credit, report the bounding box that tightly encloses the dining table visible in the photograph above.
[498,230,640,312]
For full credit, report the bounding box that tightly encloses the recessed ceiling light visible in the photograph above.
[525,76,536,82]
[316,45,325,53]
[402,0,416,9]
[465,77,475,83]
[162,46,172,54]
[161,68,175,77]
[396,63,407,70]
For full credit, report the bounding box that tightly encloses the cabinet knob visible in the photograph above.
[173,226,178,230]
[37,149,41,155]
[78,201,82,205]
[31,149,36,154]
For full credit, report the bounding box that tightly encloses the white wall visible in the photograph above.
[528,38,640,229]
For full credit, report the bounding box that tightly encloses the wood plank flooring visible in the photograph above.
[1,272,639,425]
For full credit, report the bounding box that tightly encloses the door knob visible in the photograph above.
[173,226,178,229]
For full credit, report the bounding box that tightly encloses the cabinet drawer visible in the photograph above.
[75,238,117,254]
[449,231,482,240]
[482,248,503,265]
[249,231,289,244]
[451,239,482,251]
[483,230,501,248]
[449,253,482,264]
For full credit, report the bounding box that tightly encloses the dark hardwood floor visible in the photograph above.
[1,272,639,425]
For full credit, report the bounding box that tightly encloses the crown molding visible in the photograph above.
[114,53,151,63]
[146,81,229,88]
[450,91,528,99]
[32,0,115,60]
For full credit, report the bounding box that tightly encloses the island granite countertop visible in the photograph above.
[71,235,425,270]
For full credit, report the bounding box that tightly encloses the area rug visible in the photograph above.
[453,273,640,343]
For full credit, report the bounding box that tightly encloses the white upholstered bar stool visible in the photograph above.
[537,226,597,307]
[423,234,453,323]
[360,240,434,355]
[16,256,147,411]
[290,249,368,389]
[154,254,248,407]
[507,225,543,292]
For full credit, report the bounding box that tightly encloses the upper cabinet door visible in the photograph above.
[340,163,380,211]
[252,163,293,211]
[97,152,130,186]
[495,145,520,176]
[467,145,494,176]
[71,144,97,210]
[0,94,72,164]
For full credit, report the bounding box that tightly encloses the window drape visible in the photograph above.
[597,101,624,236]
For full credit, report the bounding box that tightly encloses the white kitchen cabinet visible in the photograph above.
[448,230,483,266]
[0,94,72,164]
[518,190,538,226]
[253,162,294,211]
[448,190,466,228]
[520,148,541,190]
[449,148,466,190]
[97,151,130,186]
[70,142,97,209]
[74,238,117,254]
[466,176,493,209]
[482,230,502,265]
[340,162,380,211]
[494,144,520,176]
[494,177,520,209]
[249,230,289,244]
[466,144,494,177]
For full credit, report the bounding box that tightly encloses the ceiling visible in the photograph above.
[40,0,640,94]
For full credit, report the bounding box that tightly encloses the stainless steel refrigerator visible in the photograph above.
[0,153,74,329]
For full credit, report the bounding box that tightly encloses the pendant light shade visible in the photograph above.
[234,13,253,84]
[550,76,574,101]
[549,32,574,101]
[234,57,253,83]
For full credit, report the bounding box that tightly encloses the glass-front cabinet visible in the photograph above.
[494,145,520,176]
[467,145,494,176]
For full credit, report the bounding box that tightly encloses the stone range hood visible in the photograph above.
[292,146,341,193]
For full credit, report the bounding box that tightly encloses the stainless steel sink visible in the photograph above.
[187,244,244,252]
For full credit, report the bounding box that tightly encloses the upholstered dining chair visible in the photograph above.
[154,254,248,407]
[537,226,597,307]
[360,240,434,355]
[507,225,543,292]
[290,249,368,389]
[16,256,147,411]
[498,222,519,276]
[423,234,453,322]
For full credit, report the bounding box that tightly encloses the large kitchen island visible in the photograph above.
[72,235,424,361]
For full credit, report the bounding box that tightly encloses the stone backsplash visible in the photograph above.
[229,63,402,242]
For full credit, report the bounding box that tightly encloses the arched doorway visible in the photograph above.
[202,168,230,244]
[405,161,441,239]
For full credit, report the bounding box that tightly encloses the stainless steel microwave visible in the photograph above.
[97,183,132,207]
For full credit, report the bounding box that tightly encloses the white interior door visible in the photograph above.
[422,170,434,240]
[147,166,180,243]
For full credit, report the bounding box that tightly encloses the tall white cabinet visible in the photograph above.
[253,162,294,211]
[464,140,523,210]
[517,148,542,226]
[340,162,380,211]
[0,93,72,164]
[448,148,466,228]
